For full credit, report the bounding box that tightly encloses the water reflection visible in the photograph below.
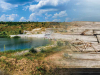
[0,38,51,51]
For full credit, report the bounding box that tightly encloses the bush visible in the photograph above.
[65,41,69,45]
[29,48,37,53]
[40,49,46,53]
[13,36,20,38]
[57,41,63,46]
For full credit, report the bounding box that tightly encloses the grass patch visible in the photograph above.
[3,49,22,53]
[1,48,28,53]
[31,47,60,60]
[15,46,60,60]
[0,48,29,58]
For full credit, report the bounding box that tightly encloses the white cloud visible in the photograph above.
[0,14,6,21]
[75,2,81,5]
[37,9,57,15]
[53,19,61,22]
[27,12,40,21]
[26,0,70,22]
[7,14,18,21]
[65,18,70,22]
[45,13,52,20]
[45,17,48,20]
[0,14,18,21]
[29,0,70,12]
[0,0,18,11]
[53,11,67,18]
[28,13,36,21]
[20,17,26,21]
[73,9,76,11]
[28,13,40,21]
[75,0,100,8]
[22,6,29,11]
[28,9,55,21]
[45,13,52,17]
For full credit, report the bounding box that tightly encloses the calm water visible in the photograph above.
[0,37,51,51]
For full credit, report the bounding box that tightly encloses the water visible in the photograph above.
[0,37,51,51]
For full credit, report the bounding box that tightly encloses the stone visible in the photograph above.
[94,30,100,35]
[81,30,93,35]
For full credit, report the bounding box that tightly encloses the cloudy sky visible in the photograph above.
[0,0,100,22]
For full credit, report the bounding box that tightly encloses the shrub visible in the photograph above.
[37,32,39,34]
[29,48,37,53]
[40,49,46,53]
[57,41,63,46]
[13,36,20,38]
[65,41,69,45]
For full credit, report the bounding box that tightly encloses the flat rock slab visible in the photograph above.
[94,30,100,34]
[90,42,98,44]
[62,52,100,68]
[83,30,93,35]
[52,34,97,42]
[68,29,93,35]
[68,53,100,60]
[14,50,29,56]
[64,58,100,68]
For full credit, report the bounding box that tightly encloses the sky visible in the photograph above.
[0,0,100,22]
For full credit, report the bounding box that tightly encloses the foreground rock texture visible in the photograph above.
[44,21,100,68]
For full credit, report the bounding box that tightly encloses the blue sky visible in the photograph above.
[0,0,100,22]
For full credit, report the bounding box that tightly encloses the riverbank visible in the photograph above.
[1,32,100,74]
[10,33,97,42]
[0,40,66,75]
[0,35,10,38]
[10,34,45,38]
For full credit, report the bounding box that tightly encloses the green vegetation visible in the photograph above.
[0,48,28,57]
[13,36,20,38]
[27,46,64,60]
[0,40,69,75]
[0,46,60,75]
[65,41,69,45]
[0,21,71,37]
[57,41,64,46]
[0,21,72,74]
[0,21,62,36]
[0,35,10,38]
[29,47,37,53]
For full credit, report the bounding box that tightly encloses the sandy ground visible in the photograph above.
[10,33,97,42]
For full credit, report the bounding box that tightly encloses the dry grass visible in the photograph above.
[0,45,64,75]
[0,56,56,75]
